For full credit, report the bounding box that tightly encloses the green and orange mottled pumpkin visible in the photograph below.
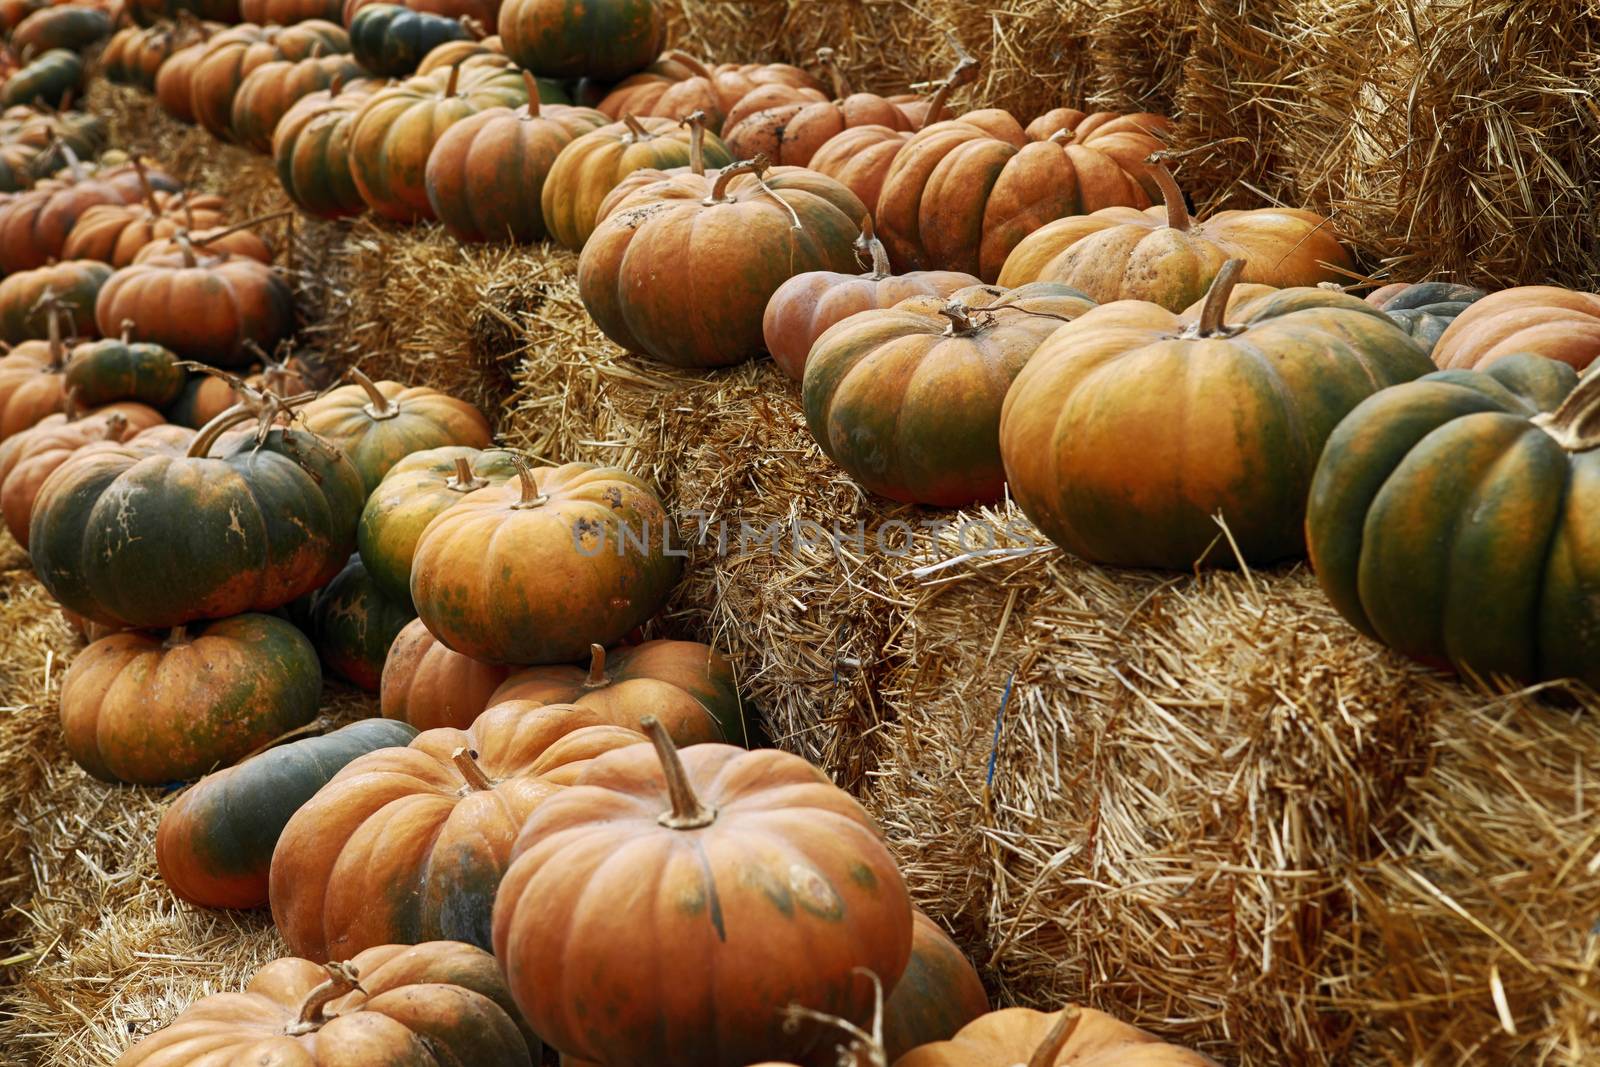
[0,259,112,343]
[380,617,511,730]
[64,330,186,409]
[302,554,417,691]
[883,910,990,1059]
[0,409,172,546]
[189,20,350,143]
[496,0,663,82]
[230,53,368,154]
[272,81,379,219]
[348,2,471,77]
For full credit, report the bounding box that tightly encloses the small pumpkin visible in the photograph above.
[1364,281,1487,355]
[381,617,511,729]
[115,941,540,1067]
[882,910,990,1060]
[302,553,417,691]
[0,258,111,343]
[357,444,519,604]
[100,21,208,89]
[59,614,323,786]
[230,52,368,154]
[893,1005,1218,1067]
[61,179,229,268]
[1307,353,1600,688]
[0,303,74,439]
[10,6,111,58]
[998,260,1436,569]
[599,49,821,132]
[169,354,315,428]
[492,718,914,1067]
[272,80,378,219]
[1431,286,1600,373]
[189,20,351,142]
[349,2,471,77]
[496,0,663,82]
[996,163,1354,309]
[410,456,682,665]
[271,701,647,958]
[0,48,84,108]
[1,416,177,546]
[0,172,141,275]
[764,219,979,380]
[64,327,186,409]
[156,717,417,909]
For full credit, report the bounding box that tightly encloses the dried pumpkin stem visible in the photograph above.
[445,61,462,97]
[921,39,979,130]
[817,46,847,99]
[855,217,891,278]
[162,624,190,649]
[642,716,716,830]
[286,961,362,1035]
[1533,367,1600,452]
[176,232,198,269]
[705,157,768,205]
[1150,164,1190,232]
[1026,1007,1082,1067]
[44,299,65,369]
[190,208,294,246]
[344,366,398,421]
[665,50,714,83]
[780,968,886,1067]
[681,110,708,175]
[520,69,541,117]
[507,453,549,508]
[102,412,130,442]
[132,157,160,216]
[446,456,489,491]
[583,643,608,688]
[1194,258,1246,338]
[187,403,266,457]
[938,301,979,335]
[621,113,651,142]
[451,746,493,791]
[459,14,486,38]
[119,318,134,344]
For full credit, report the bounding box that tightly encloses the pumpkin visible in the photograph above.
[410,457,681,665]
[357,444,519,604]
[271,701,647,958]
[343,0,498,30]
[59,614,322,786]
[169,354,314,428]
[876,108,1172,281]
[10,5,111,58]
[349,2,471,77]
[2,416,176,546]
[272,79,377,219]
[424,71,609,242]
[1364,281,1487,355]
[1306,353,1600,688]
[580,159,865,367]
[156,717,418,909]
[998,260,1436,569]
[414,33,500,75]
[94,237,294,367]
[64,329,185,409]
[539,112,732,250]
[1431,286,1600,373]
[347,62,524,221]
[230,53,368,153]
[599,49,821,132]
[239,0,343,24]
[302,554,417,690]
[0,305,74,439]
[128,0,242,27]
[380,616,511,729]
[894,1005,1218,1067]
[299,367,492,492]
[493,719,914,1066]
[996,163,1354,309]
[496,0,662,82]
[131,219,278,266]
[0,0,42,33]
[492,638,744,741]
[30,403,364,629]
[804,280,1092,506]
[190,20,350,142]
[0,258,111,343]
[102,22,209,90]
[61,184,229,268]
[878,910,990,1059]
[115,941,540,1067]
[764,219,979,380]
[0,174,138,275]
[155,39,211,122]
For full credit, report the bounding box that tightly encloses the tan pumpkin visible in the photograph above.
[380,616,511,730]
[893,1006,1218,1066]
[596,49,820,130]
[1431,286,1600,372]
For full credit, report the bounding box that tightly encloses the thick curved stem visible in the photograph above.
[705,157,767,204]
[344,366,397,421]
[939,301,978,335]
[642,716,716,830]
[1150,164,1190,232]
[855,217,891,278]
[583,643,608,688]
[921,38,979,130]
[451,746,493,791]
[681,110,708,175]
[507,453,549,509]
[187,403,266,458]
[285,961,362,1036]
[816,46,848,99]
[1027,1008,1081,1067]
[190,208,294,247]
[1534,367,1600,452]
[664,50,715,83]
[621,113,652,142]
[445,455,489,492]
[1194,258,1245,338]
[521,69,541,117]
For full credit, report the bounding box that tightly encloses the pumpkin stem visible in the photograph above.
[583,643,608,688]
[58,140,85,183]
[921,37,979,130]
[343,366,398,421]
[1149,163,1190,232]
[854,217,891,278]
[119,318,134,344]
[132,156,160,216]
[1192,258,1245,339]
[507,453,550,508]
[446,455,490,492]
[816,46,848,99]
[621,113,652,142]
[162,624,190,649]
[521,69,541,117]
[459,14,486,38]
[705,157,768,205]
[665,50,714,83]
[102,412,130,442]
[681,110,709,175]
[1533,366,1600,452]
[286,961,363,1035]
[938,300,980,335]
[779,969,888,1067]
[176,231,198,269]
[1026,1007,1082,1067]
[190,207,293,248]
[187,403,264,457]
[445,61,462,97]
[642,716,716,830]
[44,298,66,369]
[451,746,493,791]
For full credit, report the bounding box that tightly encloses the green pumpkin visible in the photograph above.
[305,555,417,690]
[64,333,186,409]
[0,260,111,345]
[496,0,664,82]
[156,717,417,909]
[350,3,471,77]
[11,6,112,58]
[1307,353,1600,687]
[1,49,86,110]
[1366,281,1486,355]
[29,406,366,630]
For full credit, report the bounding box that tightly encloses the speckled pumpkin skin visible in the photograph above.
[883,910,990,1059]
[893,1006,1219,1067]
[115,941,539,1067]
[410,461,682,665]
[156,717,417,909]
[492,741,914,1067]
[305,555,417,691]
[380,616,511,729]
[300,378,492,493]
[270,702,646,959]
[59,614,323,786]
[497,0,664,82]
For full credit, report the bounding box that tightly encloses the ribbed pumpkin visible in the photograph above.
[127,0,242,27]
[492,720,914,1067]
[157,717,418,909]
[299,367,492,492]
[0,48,83,107]
[132,221,277,266]
[424,72,609,242]
[272,80,377,219]
[1431,286,1600,372]
[1307,353,1600,688]
[876,108,1172,281]
[998,261,1436,569]
[239,0,343,24]
[102,20,218,91]
[380,617,511,729]
[301,554,417,691]
[155,39,212,122]
[0,259,111,343]
[764,220,979,380]
[0,408,169,545]
[539,112,732,250]
[61,186,228,268]
[414,34,501,75]
[357,444,519,604]
[349,2,471,77]
[30,404,364,629]
[497,0,662,82]
[996,164,1353,309]
[347,62,524,220]
[492,638,744,742]
[0,0,42,34]
[271,701,647,958]
[883,910,990,1060]
[0,307,74,439]
[230,53,367,153]
[190,20,350,142]
[805,281,1093,506]
[10,6,111,58]
[410,457,681,664]
[1364,281,1486,355]
[94,238,294,367]
[580,159,864,367]
[59,614,322,786]
[115,941,540,1067]
[0,174,139,274]
[64,329,186,408]
[598,49,820,132]
[894,1006,1217,1067]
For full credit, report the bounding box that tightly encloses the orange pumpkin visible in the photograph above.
[893,1006,1218,1066]
[270,701,647,958]
[130,219,277,265]
[272,80,379,219]
[0,409,170,545]
[380,617,512,729]
[600,49,821,132]
[0,257,111,343]
[189,20,350,142]
[229,52,367,154]
[169,354,314,428]
[61,185,228,267]
[155,39,213,123]
[0,171,141,273]
[1431,286,1600,372]
[492,719,914,1066]
[0,305,73,439]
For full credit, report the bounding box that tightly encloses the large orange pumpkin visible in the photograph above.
[876,108,1172,281]
[893,1006,1217,1066]
[492,719,914,1066]
[1430,286,1600,372]
[380,616,512,729]
[997,163,1353,308]
[409,457,682,665]
[115,941,540,1066]
[155,39,213,123]
[270,701,647,958]
[230,52,368,153]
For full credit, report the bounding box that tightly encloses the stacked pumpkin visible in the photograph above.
[1,1,111,108]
